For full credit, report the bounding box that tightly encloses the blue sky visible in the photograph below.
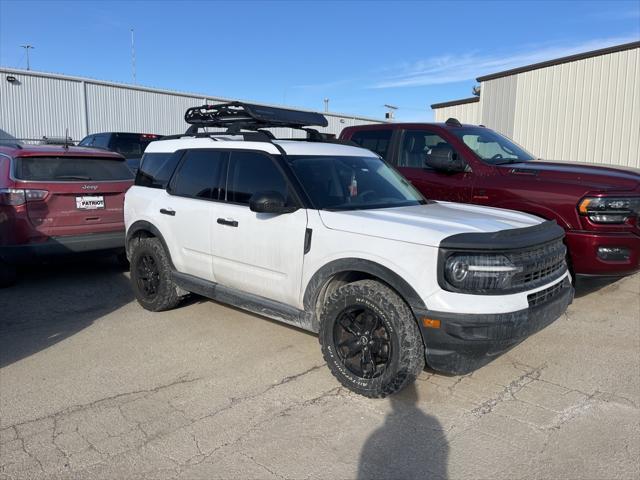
[1,0,639,121]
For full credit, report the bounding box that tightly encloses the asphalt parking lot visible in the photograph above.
[0,259,638,480]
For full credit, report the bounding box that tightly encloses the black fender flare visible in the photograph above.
[126,221,175,268]
[303,258,427,327]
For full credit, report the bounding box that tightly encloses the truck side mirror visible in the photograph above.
[425,145,467,173]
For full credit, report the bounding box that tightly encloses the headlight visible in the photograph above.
[578,196,640,224]
[444,253,522,292]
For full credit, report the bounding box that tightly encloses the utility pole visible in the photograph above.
[130,28,136,84]
[324,98,329,113]
[20,44,34,70]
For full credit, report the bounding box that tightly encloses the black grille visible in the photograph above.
[528,278,568,307]
[509,239,567,290]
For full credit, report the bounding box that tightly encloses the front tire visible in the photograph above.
[130,238,181,311]
[319,279,425,398]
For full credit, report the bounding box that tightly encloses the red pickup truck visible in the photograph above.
[340,120,640,277]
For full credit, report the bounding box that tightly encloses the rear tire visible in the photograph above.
[319,279,425,398]
[0,261,17,288]
[130,238,181,311]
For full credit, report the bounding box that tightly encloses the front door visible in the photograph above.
[397,129,474,204]
[211,150,307,307]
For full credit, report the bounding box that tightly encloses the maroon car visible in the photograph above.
[0,142,134,286]
[341,120,640,277]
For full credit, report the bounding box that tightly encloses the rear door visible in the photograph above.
[396,129,474,203]
[13,155,133,237]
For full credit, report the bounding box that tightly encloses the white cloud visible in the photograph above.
[371,35,640,89]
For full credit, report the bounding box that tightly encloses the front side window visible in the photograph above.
[290,155,425,210]
[14,156,133,181]
[170,150,226,199]
[350,130,392,159]
[79,136,94,147]
[112,134,156,158]
[452,127,535,164]
[92,134,110,149]
[400,131,452,168]
[226,151,289,205]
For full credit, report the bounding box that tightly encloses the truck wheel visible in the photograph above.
[319,279,425,398]
[0,261,17,288]
[130,237,181,311]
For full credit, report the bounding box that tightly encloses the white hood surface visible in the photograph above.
[319,201,543,247]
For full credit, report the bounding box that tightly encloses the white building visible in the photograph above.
[432,41,640,169]
[0,68,383,142]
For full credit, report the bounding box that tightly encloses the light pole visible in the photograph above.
[130,29,136,84]
[20,44,34,70]
[384,104,398,120]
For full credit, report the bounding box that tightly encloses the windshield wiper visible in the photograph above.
[55,175,92,180]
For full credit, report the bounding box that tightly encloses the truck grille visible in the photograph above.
[527,278,568,307]
[509,238,567,290]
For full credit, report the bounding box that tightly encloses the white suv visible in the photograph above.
[125,103,573,397]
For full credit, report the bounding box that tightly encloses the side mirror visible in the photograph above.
[249,191,296,214]
[425,145,467,173]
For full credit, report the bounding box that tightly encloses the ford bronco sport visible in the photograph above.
[341,121,640,277]
[125,103,573,397]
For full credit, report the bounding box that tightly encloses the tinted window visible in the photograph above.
[79,136,94,146]
[290,155,424,210]
[92,134,110,149]
[171,150,226,199]
[399,131,452,168]
[112,134,157,158]
[227,151,288,205]
[14,157,133,181]
[349,130,392,159]
[136,152,181,189]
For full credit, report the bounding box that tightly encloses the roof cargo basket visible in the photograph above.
[184,102,328,134]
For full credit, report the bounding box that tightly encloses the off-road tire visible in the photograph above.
[0,261,17,288]
[130,237,181,311]
[319,279,425,398]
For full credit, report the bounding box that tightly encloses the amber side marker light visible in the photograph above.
[578,198,591,214]
[422,318,441,329]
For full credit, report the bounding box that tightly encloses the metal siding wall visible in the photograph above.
[1,72,84,140]
[480,76,517,137]
[0,68,382,142]
[432,102,480,124]
[508,48,639,167]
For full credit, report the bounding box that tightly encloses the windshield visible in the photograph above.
[289,155,426,210]
[451,127,535,164]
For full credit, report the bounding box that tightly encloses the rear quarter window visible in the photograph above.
[14,157,133,181]
[135,152,181,189]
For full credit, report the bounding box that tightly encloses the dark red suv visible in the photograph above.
[0,143,134,286]
[341,121,640,277]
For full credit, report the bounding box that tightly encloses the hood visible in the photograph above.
[319,202,543,247]
[498,159,640,192]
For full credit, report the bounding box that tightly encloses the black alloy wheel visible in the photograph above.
[136,254,160,299]
[334,306,392,379]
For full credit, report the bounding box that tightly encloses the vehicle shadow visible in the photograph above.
[573,275,624,298]
[0,255,133,368]
[358,383,449,479]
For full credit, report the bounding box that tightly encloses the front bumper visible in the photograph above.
[0,231,125,264]
[565,230,640,276]
[416,278,573,375]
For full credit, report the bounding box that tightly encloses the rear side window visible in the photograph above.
[136,152,181,189]
[170,150,226,200]
[226,151,288,205]
[14,157,133,181]
[349,130,392,159]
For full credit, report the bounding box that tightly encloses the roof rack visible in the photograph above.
[185,101,328,133]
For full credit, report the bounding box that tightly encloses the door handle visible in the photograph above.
[160,208,176,216]
[217,218,238,227]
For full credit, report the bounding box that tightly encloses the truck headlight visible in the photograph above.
[578,196,640,224]
[444,254,522,292]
